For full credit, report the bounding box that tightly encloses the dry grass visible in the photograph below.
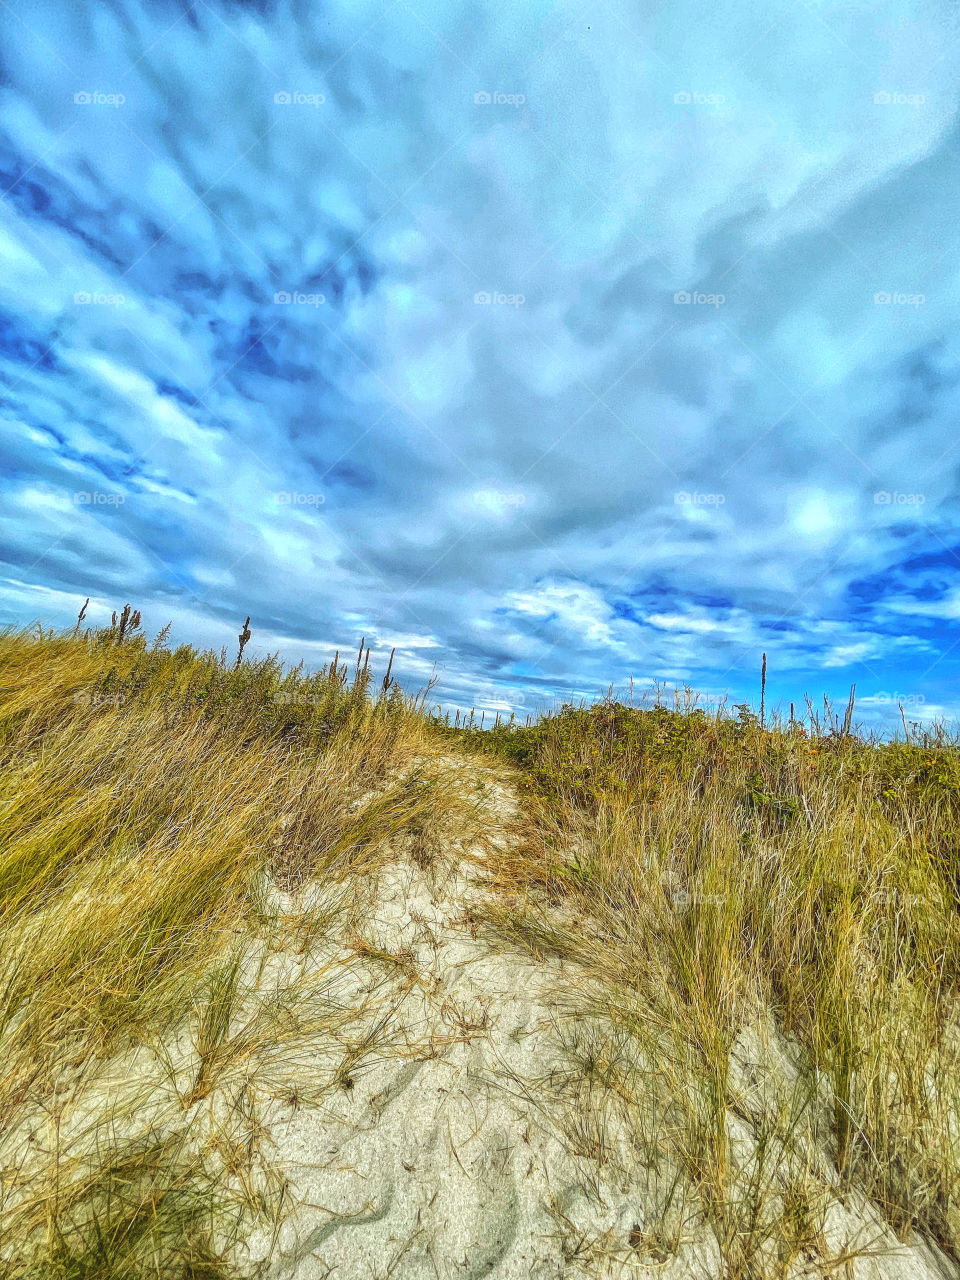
[473,697,960,1276]
[0,611,465,1276]
[7,608,960,1277]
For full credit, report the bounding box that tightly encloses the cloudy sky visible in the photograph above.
[3,0,960,732]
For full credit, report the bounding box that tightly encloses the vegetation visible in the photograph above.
[472,697,960,1274]
[0,607,461,1276]
[3,604,960,1277]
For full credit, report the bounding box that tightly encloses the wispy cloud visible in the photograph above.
[2,0,960,732]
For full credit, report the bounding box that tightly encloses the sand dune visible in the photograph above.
[226,763,959,1280]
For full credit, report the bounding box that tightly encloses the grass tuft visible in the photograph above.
[0,611,463,1276]
[473,695,960,1270]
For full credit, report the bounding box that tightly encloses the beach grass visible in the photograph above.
[472,697,960,1272]
[4,609,960,1277]
[0,610,461,1276]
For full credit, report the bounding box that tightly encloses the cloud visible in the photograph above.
[2,0,960,736]
[505,580,620,649]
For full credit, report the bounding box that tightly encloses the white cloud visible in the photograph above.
[505,581,618,648]
[3,0,960,735]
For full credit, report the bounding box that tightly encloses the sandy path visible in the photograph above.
[236,764,959,1280]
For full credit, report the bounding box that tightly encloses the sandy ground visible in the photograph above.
[220,764,960,1280]
[8,762,960,1277]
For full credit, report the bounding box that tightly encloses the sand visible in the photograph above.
[15,760,958,1279]
[226,764,959,1280]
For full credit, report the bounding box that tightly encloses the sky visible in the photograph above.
[3,0,960,734]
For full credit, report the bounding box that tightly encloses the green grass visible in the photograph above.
[2,1131,238,1280]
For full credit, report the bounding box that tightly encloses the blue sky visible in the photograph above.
[3,0,960,733]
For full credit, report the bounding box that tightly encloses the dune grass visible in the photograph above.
[6,606,960,1277]
[471,697,960,1275]
[0,609,462,1277]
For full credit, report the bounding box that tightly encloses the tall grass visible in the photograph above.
[476,698,960,1274]
[8,607,960,1276]
[0,610,458,1275]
